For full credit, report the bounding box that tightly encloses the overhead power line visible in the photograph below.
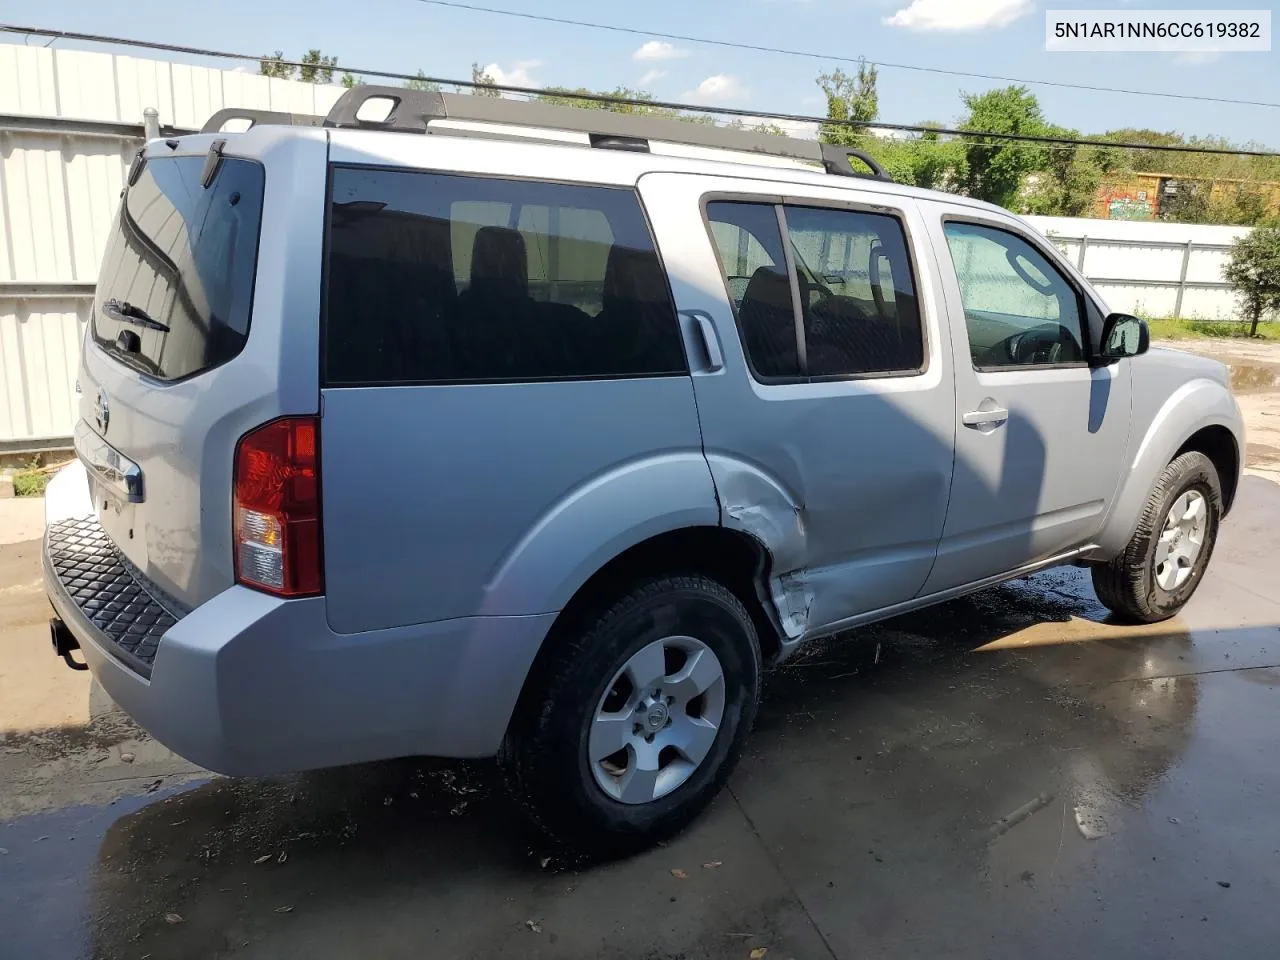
[2,24,1278,159]
[412,0,1280,111]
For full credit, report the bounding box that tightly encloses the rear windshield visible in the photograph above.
[93,155,265,381]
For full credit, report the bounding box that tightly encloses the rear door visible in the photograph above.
[639,173,957,633]
[318,154,707,633]
[76,130,329,609]
[920,210,1131,592]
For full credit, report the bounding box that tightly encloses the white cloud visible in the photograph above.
[757,117,820,140]
[683,74,749,102]
[638,68,668,87]
[481,60,543,89]
[884,0,1033,32]
[633,40,689,61]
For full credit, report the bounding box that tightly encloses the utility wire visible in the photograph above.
[412,0,1280,110]
[2,24,1278,159]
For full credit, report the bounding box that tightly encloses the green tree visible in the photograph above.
[259,51,295,80]
[341,72,358,89]
[1021,131,1114,217]
[298,49,338,84]
[957,85,1050,208]
[537,86,669,115]
[260,50,341,84]
[1225,226,1280,335]
[817,60,878,147]
[472,63,501,97]
[406,70,440,93]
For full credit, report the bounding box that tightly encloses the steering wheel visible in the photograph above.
[1008,324,1068,365]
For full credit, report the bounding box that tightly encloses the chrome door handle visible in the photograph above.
[680,309,724,373]
[962,407,1009,428]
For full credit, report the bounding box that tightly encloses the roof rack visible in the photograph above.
[199,84,893,182]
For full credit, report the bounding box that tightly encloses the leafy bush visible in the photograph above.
[1225,226,1280,336]
[13,469,49,497]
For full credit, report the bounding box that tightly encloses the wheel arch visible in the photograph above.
[1094,378,1243,557]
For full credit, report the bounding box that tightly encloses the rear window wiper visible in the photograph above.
[103,298,170,333]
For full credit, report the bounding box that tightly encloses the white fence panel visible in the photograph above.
[1026,215,1249,321]
[0,298,87,445]
[0,47,360,447]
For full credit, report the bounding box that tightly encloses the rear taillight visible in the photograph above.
[233,417,323,597]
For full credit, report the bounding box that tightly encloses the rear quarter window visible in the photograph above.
[323,168,686,385]
[93,155,265,381]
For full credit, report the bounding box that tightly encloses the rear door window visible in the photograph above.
[324,168,686,384]
[93,155,265,381]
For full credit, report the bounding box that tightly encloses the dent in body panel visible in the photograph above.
[705,453,812,639]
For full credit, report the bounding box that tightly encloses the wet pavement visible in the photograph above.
[3,479,1280,959]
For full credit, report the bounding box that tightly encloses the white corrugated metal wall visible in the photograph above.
[0,45,345,450]
[0,45,1259,448]
[1025,215,1249,322]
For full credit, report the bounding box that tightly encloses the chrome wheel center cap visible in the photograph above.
[645,703,669,730]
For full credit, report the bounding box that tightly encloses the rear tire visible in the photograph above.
[1091,451,1222,624]
[502,575,762,858]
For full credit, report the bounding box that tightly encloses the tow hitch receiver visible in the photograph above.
[50,617,89,671]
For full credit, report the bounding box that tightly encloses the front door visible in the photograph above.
[922,211,1132,594]
[639,173,957,634]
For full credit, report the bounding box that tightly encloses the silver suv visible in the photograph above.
[44,88,1244,855]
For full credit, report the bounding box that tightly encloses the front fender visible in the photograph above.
[477,452,719,616]
[1095,378,1244,557]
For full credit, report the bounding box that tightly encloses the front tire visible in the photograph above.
[502,575,762,857]
[1092,451,1222,623]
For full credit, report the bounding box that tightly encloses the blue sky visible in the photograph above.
[9,0,1279,145]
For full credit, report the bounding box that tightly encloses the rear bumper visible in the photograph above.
[43,467,554,776]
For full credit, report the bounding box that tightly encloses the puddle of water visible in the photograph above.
[1229,364,1278,392]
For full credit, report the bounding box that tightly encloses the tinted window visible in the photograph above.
[783,205,923,377]
[324,169,685,384]
[705,201,801,379]
[93,156,265,381]
[943,222,1085,368]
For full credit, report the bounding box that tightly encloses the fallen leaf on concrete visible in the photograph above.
[525,919,543,933]
[253,855,272,864]
[703,860,723,870]
[749,949,768,959]
[670,868,687,879]
[164,913,184,925]
[277,851,288,864]
[120,752,135,763]
[540,857,552,869]
[145,779,163,793]
[274,906,294,914]
[1218,880,1231,888]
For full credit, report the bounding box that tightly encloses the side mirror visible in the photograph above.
[1096,313,1150,365]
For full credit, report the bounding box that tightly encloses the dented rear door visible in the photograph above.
[639,173,957,635]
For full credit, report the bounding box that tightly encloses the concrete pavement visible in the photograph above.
[2,478,1280,959]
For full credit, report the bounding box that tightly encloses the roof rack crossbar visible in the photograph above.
[317,85,894,182]
[201,109,323,134]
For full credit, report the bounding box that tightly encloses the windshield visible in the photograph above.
[92,154,265,381]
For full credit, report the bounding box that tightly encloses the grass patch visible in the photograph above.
[13,469,50,497]
[1146,317,1280,341]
